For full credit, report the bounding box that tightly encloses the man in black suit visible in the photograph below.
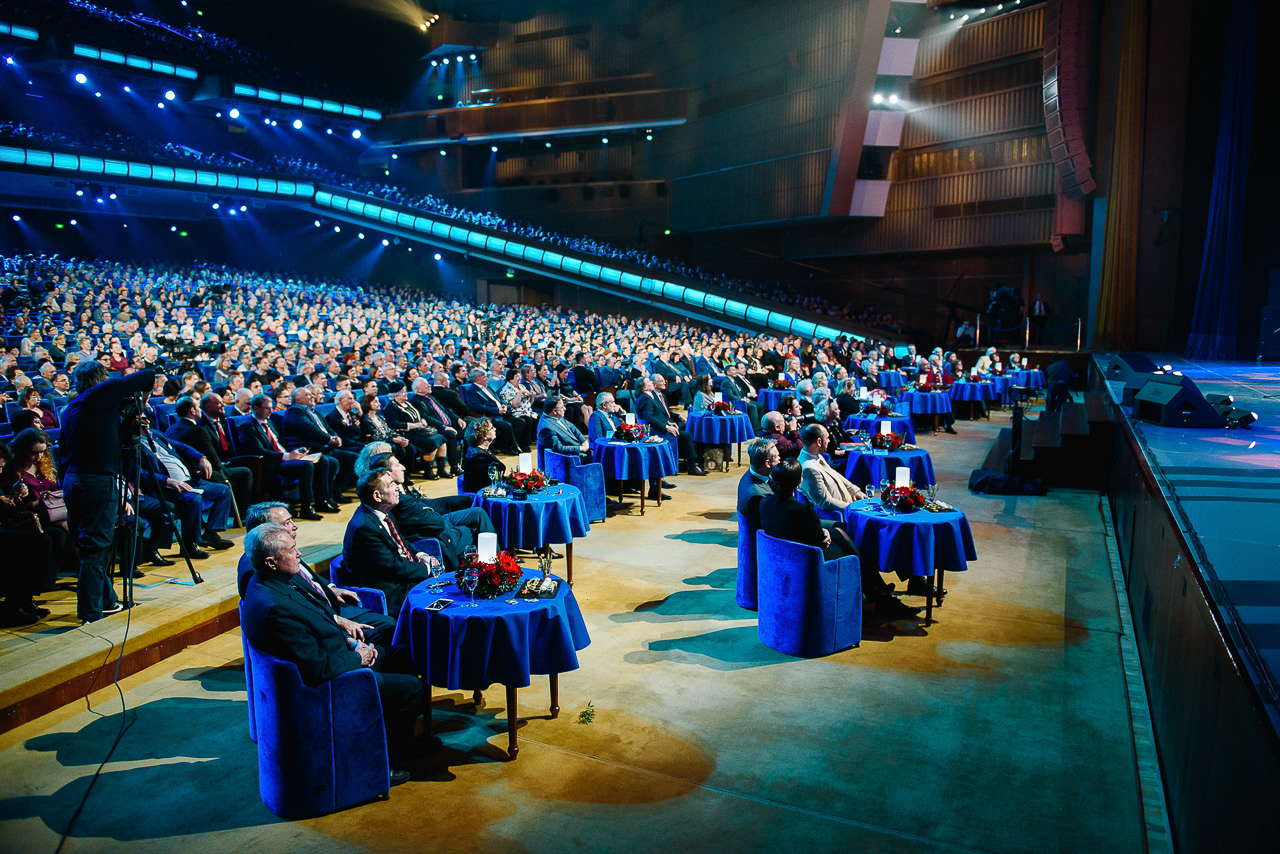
[283,387,357,496]
[241,522,424,783]
[636,377,704,477]
[430,371,471,427]
[737,438,778,528]
[719,363,763,431]
[325,390,366,453]
[461,369,522,454]
[570,352,601,403]
[409,378,461,478]
[1044,356,1070,412]
[169,395,251,519]
[341,470,441,614]
[537,395,592,463]
[236,393,333,519]
[366,453,495,573]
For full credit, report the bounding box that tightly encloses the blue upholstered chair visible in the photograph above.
[240,605,392,818]
[456,474,476,503]
[329,541,441,613]
[736,512,760,611]
[755,531,862,657]
[543,448,607,523]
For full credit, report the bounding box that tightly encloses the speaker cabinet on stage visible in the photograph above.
[1105,353,1161,405]
[1134,379,1226,428]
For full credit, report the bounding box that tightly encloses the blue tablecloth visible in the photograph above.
[880,372,905,391]
[842,447,936,487]
[757,388,792,411]
[392,569,591,690]
[899,391,954,415]
[842,499,977,579]
[592,437,679,481]
[949,382,998,402]
[841,414,916,444]
[1009,369,1047,389]
[473,484,591,550]
[686,411,753,445]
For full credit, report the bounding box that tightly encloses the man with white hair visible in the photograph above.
[461,367,522,454]
[325,389,366,453]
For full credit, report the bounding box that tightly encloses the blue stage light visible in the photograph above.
[646,133,653,141]
[431,60,437,67]
[94,91,101,97]
[264,117,271,125]
[157,102,164,109]
[229,209,236,216]
[212,203,219,209]
[123,85,131,92]
[109,192,117,199]
[546,142,551,147]
[601,137,608,144]
[315,220,321,227]
[240,205,247,212]
[334,225,340,232]
[352,129,361,139]
[164,90,175,100]
[491,145,498,152]
[229,108,239,119]
[11,215,19,222]
[5,57,13,65]
[216,112,222,118]
[470,53,477,60]
[326,128,333,134]
[293,119,303,129]
[96,198,104,204]
[442,58,449,65]
[456,55,464,62]
[271,120,277,127]
[358,232,365,239]
[170,226,177,232]
[69,219,76,225]
[75,73,87,84]
[391,153,398,160]
[434,253,442,261]
[76,189,83,196]
[440,149,446,156]
[382,239,389,246]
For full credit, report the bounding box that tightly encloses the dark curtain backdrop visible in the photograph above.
[1186,0,1257,360]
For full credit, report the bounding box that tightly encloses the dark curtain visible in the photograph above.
[1186,0,1257,360]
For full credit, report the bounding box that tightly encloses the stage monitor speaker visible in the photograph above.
[1261,307,1280,359]
[1104,352,1160,381]
[1134,380,1225,429]
[1137,371,1205,397]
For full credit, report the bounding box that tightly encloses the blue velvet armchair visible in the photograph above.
[542,448,607,523]
[755,531,862,657]
[456,474,476,503]
[241,610,393,819]
[321,554,391,615]
[736,512,760,611]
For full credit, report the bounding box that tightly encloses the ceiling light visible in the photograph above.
[229,108,240,119]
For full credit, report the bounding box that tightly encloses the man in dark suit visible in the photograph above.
[570,352,601,403]
[241,522,424,783]
[635,376,704,477]
[366,453,496,573]
[135,423,235,562]
[169,395,251,519]
[594,353,624,394]
[430,371,471,427]
[719,363,763,431]
[650,350,690,406]
[236,393,333,519]
[1044,356,1070,412]
[283,387,357,496]
[409,378,461,478]
[737,438,778,528]
[341,470,441,614]
[460,369,521,454]
[325,390,366,453]
[537,395,592,463]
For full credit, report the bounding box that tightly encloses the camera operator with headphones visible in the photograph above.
[60,363,155,624]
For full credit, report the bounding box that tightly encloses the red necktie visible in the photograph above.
[262,420,283,453]
[214,419,229,452]
[384,516,409,558]
[299,570,329,604]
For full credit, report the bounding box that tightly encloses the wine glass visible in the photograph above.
[461,567,480,607]
[928,483,939,501]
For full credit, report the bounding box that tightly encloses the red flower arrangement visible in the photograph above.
[499,469,548,493]
[862,402,892,417]
[613,423,646,442]
[879,485,927,512]
[710,400,734,415]
[457,550,523,599]
[771,378,793,390]
[870,431,904,451]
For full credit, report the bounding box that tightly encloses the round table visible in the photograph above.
[473,484,591,583]
[842,498,977,623]
[592,437,678,514]
[899,390,954,434]
[842,447,936,488]
[989,375,1013,404]
[842,413,916,444]
[1009,369,1046,389]
[686,411,753,467]
[758,388,793,411]
[392,569,591,759]
[948,381,998,420]
[879,371,905,392]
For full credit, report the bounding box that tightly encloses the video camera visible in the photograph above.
[153,333,226,369]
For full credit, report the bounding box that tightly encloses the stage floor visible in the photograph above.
[1105,356,1280,697]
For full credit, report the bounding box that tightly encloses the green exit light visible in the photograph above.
[179,231,189,237]
[663,229,671,235]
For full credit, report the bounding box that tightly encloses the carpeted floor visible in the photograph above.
[0,414,1147,853]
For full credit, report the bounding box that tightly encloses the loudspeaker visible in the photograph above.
[1104,353,1161,405]
[1261,307,1280,359]
[1134,380,1225,428]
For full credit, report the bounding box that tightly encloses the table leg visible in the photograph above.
[933,413,940,434]
[549,673,560,719]
[566,543,573,586]
[924,574,934,625]
[656,479,664,508]
[423,683,432,733]
[473,689,483,709]
[935,567,945,609]
[640,480,648,515]
[505,685,519,760]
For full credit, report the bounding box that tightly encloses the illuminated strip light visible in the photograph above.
[72,43,197,79]
[232,83,382,121]
[312,190,864,341]
[0,21,39,40]
[0,145,313,198]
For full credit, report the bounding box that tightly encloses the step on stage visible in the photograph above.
[1094,354,1280,851]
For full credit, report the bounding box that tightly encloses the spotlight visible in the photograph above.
[470,53,477,60]
[264,117,271,125]
[440,149,446,156]
[229,108,240,119]
[873,93,884,104]
[124,85,131,92]
[326,128,333,134]
[4,57,12,65]
[546,142,552,148]
[382,239,389,246]
[645,133,653,141]
[434,253,442,261]
[602,137,609,144]
[392,153,398,160]
[157,102,165,109]
[352,129,362,139]
[216,111,222,118]
[229,209,237,216]
[442,58,449,65]
[94,91,101,98]
[170,226,177,232]
[11,214,19,222]
[491,145,498,152]
[421,23,427,32]
[293,119,303,129]
[315,220,322,227]
[1207,394,1236,417]
[212,203,220,209]
[334,225,341,232]
[358,232,365,239]
[456,55,464,62]
[1226,409,1259,429]
[75,73,87,84]
[239,205,247,212]
[76,189,84,197]
[888,94,899,104]
[69,219,76,225]
[271,120,277,127]
[408,247,413,252]
[431,60,438,67]
[96,198,104,204]
[109,192,117,200]
[164,90,175,100]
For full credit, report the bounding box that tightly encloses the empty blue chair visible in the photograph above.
[240,606,392,818]
[755,531,862,657]
[456,474,476,503]
[543,448,607,523]
[326,554,390,615]
[736,512,759,611]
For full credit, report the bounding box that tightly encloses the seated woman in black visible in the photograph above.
[758,460,919,619]
[461,416,505,494]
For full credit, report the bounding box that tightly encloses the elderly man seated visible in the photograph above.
[241,522,426,786]
[760,410,803,460]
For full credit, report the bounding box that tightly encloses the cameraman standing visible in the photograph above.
[60,364,155,624]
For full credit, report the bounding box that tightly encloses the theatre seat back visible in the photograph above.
[736,512,760,611]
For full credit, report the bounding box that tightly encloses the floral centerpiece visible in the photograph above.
[613,423,646,442]
[862,402,893,417]
[710,400,734,416]
[771,378,793,390]
[869,431,904,451]
[456,550,523,599]
[879,484,927,513]
[498,469,549,493]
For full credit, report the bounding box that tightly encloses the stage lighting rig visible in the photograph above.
[1225,409,1258,429]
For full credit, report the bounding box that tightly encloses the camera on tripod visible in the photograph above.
[119,393,149,447]
[153,333,226,369]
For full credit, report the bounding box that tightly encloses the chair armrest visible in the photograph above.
[348,586,388,615]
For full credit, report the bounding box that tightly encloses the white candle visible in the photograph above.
[859,388,869,399]
[880,421,891,435]
[714,392,723,402]
[895,467,911,488]
[477,532,497,563]
[625,413,636,425]
[518,453,533,473]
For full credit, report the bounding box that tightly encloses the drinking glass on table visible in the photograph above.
[461,567,480,607]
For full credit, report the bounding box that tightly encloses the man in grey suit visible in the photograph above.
[737,438,778,528]
[537,395,592,463]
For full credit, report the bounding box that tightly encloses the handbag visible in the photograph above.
[39,489,68,526]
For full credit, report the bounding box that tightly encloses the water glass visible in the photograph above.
[461,568,480,607]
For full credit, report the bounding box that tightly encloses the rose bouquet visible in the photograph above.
[499,469,548,493]
[869,431,904,451]
[613,423,646,442]
[771,378,793,390]
[710,400,734,415]
[879,484,926,513]
[456,550,523,599]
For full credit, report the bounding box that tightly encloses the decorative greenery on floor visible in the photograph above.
[577,701,596,725]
